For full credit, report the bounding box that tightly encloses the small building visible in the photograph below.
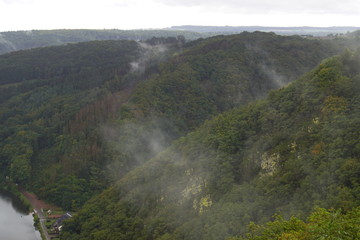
[53,212,72,233]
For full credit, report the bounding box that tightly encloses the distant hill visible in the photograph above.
[1,27,359,56]
[0,29,208,55]
[170,25,360,36]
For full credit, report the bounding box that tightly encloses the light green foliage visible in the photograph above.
[235,207,360,240]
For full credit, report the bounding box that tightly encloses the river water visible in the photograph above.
[0,190,41,240]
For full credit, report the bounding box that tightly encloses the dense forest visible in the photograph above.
[60,48,360,239]
[0,36,186,209]
[0,30,359,239]
[99,32,344,182]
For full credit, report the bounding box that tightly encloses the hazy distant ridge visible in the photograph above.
[1,26,359,55]
[170,25,360,35]
[0,29,205,55]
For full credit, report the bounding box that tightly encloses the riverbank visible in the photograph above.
[0,182,31,211]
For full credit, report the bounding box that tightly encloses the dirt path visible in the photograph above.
[22,191,57,211]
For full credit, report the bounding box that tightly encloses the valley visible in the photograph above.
[0,29,359,239]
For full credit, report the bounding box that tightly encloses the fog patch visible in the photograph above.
[260,64,287,88]
[0,34,17,51]
[25,30,33,36]
[130,42,168,73]
[101,117,175,182]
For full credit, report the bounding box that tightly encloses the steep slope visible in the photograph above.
[62,50,360,239]
[0,39,179,209]
[102,31,341,180]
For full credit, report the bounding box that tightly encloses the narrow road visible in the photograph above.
[34,208,51,240]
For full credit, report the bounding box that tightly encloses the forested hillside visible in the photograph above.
[61,49,360,240]
[0,31,350,210]
[102,32,343,181]
[0,38,183,209]
[0,31,359,239]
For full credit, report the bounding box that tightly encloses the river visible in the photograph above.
[0,190,41,240]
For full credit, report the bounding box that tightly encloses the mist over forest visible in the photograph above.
[0,27,359,239]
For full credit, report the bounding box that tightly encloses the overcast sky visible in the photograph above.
[0,0,359,31]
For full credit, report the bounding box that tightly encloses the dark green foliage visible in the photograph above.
[133,32,341,117]
[0,40,138,86]
[0,36,188,210]
[42,175,92,210]
[63,50,360,239]
[0,40,143,209]
[61,187,145,240]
